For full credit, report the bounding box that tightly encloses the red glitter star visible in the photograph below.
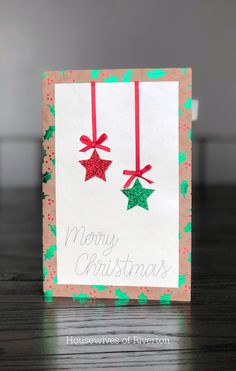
[79,149,112,181]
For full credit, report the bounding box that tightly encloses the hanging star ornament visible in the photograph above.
[79,149,112,181]
[121,178,155,210]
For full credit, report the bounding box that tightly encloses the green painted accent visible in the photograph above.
[41,71,47,80]
[61,70,65,77]
[91,285,107,291]
[53,275,57,284]
[43,171,52,183]
[121,178,154,210]
[184,98,192,109]
[43,266,48,280]
[188,84,192,89]
[178,108,182,117]
[91,69,101,79]
[159,292,172,304]
[180,68,187,75]
[188,252,192,263]
[44,289,53,302]
[48,224,56,236]
[184,222,192,233]
[72,293,93,303]
[180,180,189,198]
[52,157,56,165]
[138,292,148,304]
[44,245,57,260]
[121,69,133,82]
[104,75,119,82]
[44,125,55,141]
[146,69,167,79]
[178,274,187,287]
[188,128,192,140]
[115,299,129,306]
[179,232,182,240]
[48,104,55,117]
[42,192,48,200]
[115,288,130,300]
[179,151,188,164]
[44,289,53,297]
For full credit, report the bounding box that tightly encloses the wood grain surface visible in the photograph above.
[0,187,235,370]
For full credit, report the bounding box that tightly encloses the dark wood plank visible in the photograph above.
[0,187,236,369]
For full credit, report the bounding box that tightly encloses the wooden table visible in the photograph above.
[0,187,235,370]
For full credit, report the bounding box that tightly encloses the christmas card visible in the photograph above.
[42,68,192,303]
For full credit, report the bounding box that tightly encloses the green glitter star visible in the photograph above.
[121,178,155,210]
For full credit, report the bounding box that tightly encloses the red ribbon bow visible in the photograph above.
[79,133,110,152]
[123,164,153,188]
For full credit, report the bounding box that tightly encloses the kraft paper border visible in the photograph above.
[42,67,192,303]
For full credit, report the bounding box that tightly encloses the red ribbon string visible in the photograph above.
[91,81,97,143]
[123,165,153,188]
[80,133,110,152]
[80,81,110,152]
[123,81,153,188]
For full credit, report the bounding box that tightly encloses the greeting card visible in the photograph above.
[42,68,192,303]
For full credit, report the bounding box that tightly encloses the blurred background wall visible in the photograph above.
[0,0,236,187]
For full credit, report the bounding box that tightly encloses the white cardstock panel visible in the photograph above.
[55,82,179,287]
